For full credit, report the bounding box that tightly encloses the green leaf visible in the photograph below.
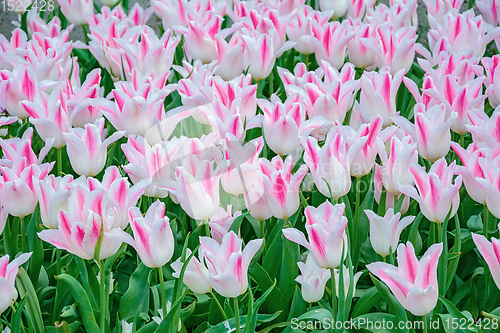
[11,293,28,333]
[119,263,152,321]
[16,267,45,333]
[262,222,284,280]
[245,280,278,333]
[55,274,100,333]
[446,214,462,293]
[206,312,282,333]
[27,206,43,285]
[279,232,299,313]
[351,287,380,318]
[229,212,250,233]
[438,296,481,333]
[297,309,332,321]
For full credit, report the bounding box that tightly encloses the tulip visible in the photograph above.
[241,32,295,80]
[168,155,227,221]
[301,128,365,200]
[466,108,500,149]
[0,127,53,168]
[209,205,242,244]
[38,186,122,260]
[198,100,245,144]
[258,94,328,156]
[62,118,125,177]
[175,16,222,64]
[399,158,462,223]
[346,20,379,70]
[287,6,333,55]
[117,27,180,77]
[422,0,463,25]
[472,224,500,289]
[0,162,53,218]
[283,201,348,268]
[263,0,305,15]
[361,26,416,76]
[469,150,500,219]
[259,155,308,220]
[21,87,71,148]
[421,75,491,135]
[296,254,332,303]
[214,34,245,81]
[151,0,189,29]
[365,209,415,257]
[0,253,32,315]
[476,0,500,26]
[344,116,396,178]
[0,65,38,119]
[244,172,272,221]
[95,78,178,138]
[378,135,418,195]
[106,201,174,268]
[352,67,405,127]
[392,104,457,162]
[367,242,443,316]
[366,0,418,29]
[121,135,184,198]
[451,141,495,205]
[303,21,354,70]
[64,68,104,128]
[347,0,377,19]
[221,135,263,196]
[302,61,359,124]
[171,248,211,294]
[0,206,7,236]
[320,0,348,19]
[200,231,263,297]
[427,9,500,58]
[482,56,500,108]
[57,0,93,25]
[33,174,74,229]
[332,266,363,299]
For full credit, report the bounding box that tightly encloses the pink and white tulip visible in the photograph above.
[283,201,348,268]
[209,205,242,244]
[346,20,379,70]
[287,6,333,55]
[365,209,415,257]
[352,67,405,127]
[0,253,32,315]
[259,155,308,220]
[63,118,125,177]
[57,0,93,25]
[0,65,39,119]
[392,104,457,162]
[466,108,500,149]
[399,158,462,223]
[476,0,500,27]
[367,242,443,316]
[33,175,74,229]
[472,224,500,289]
[200,231,263,297]
[320,0,348,19]
[221,135,263,196]
[482,55,500,108]
[333,266,363,298]
[295,254,331,303]
[303,21,354,70]
[171,248,211,294]
[106,201,174,268]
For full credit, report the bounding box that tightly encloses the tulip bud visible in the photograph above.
[295,254,331,303]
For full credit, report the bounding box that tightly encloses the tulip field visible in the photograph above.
[2,0,500,331]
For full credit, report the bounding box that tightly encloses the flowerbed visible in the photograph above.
[0,0,500,332]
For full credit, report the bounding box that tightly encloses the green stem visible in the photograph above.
[260,220,265,238]
[283,217,288,228]
[57,148,62,176]
[459,134,464,149]
[422,315,428,333]
[20,216,26,253]
[484,204,489,239]
[210,290,227,320]
[233,297,241,333]
[158,267,167,317]
[56,250,61,276]
[437,222,442,244]
[269,70,274,97]
[234,194,239,213]
[204,218,210,237]
[99,260,106,333]
[330,268,337,332]
[304,53,309,70]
